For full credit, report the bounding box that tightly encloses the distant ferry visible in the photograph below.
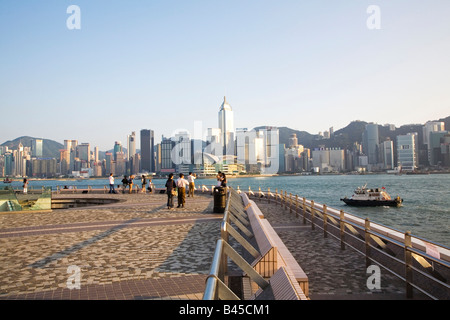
[341,185,403,207]
[3,177,13,183]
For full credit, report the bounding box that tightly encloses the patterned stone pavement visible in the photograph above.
[251,197,411,299]
[0,189,415,300]
[0,191,221,300]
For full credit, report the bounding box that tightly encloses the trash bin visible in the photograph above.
[213,186,226,213]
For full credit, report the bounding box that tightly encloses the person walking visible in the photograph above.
[187,172,196,197]
[176,173,189,208]
[165,173,176,209]
[108,173,116,194]
[121,175,129,194]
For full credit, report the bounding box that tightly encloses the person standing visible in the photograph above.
[128,175,134,194]
[165,173,176,209]
[220,173,227,188]
[108,173,116,194]
[23,178,29,194]
[121,175,129,194]
[176,173,189,208]
[187,172,196,197]
[141,175,147,193]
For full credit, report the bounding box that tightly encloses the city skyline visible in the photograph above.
[1,1,450,151]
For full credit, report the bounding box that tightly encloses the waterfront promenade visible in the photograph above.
[0,192,221,300]
[0,190,426,300]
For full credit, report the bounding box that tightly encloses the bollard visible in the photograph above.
[340,210,345,250]
[365,218,371,268]
[404,231,413,299]
[289,193,292,213]
[302,197,307,224]
[284,191,287,210]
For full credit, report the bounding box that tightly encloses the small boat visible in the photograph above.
[3,177,12,183]
[341,185,403,207]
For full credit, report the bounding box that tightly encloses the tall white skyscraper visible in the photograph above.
[218,96,234,156]
[127,131,136,161]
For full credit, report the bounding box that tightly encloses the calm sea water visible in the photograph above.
[6,174,450,247]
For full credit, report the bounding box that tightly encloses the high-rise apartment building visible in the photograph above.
[140,129,155,173]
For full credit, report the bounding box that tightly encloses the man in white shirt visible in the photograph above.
[187,172,196,198]
[176,173,189,208]
[108,173,116,194]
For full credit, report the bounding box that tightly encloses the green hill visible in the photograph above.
[1,136,64,158]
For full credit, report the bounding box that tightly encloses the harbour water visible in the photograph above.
[4,173,450,247]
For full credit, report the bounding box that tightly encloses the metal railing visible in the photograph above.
[203,188,270,300]
[243,186,450,300]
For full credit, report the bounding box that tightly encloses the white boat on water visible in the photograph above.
[341,184,403,207]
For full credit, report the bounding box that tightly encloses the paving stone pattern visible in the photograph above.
[0,192,221,300]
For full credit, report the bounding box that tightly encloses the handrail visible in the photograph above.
[245,187,450,300]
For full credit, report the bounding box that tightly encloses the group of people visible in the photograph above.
[165,172,196,209]
[108,171,224,211]
[108,173,152,194]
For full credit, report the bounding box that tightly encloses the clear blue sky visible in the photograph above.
[1,1,449,151]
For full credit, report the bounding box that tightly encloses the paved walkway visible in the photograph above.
[250,197,411,299]
[0,191,221,300]
[0,190,414,300]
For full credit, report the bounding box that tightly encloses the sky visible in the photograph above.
[1,0,450,151]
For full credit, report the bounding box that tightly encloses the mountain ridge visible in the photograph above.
[2,116,449,159]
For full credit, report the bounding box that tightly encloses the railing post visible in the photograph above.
[267,188,270,204]
[340,210,345,250]
[311,200,315,230]
[323,204,328,238]
[405,231,413,299]
[289,193,292,213]
[365,218,371,268]
[275,189,278,206]
[295,195,299,218]
[258,187,261,200]
[284,191,287,210]
[302,197,306,224]
[280,189,283,207]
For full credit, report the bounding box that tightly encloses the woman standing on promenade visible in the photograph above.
[165,173,176,209]
[23,178,29,194]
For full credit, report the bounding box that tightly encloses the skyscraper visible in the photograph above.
[362,123,379,165]
[127,131,136,161]
[218,96,234,157]
[140,129,155,173]
[423,121,446,165]
[31,139,43,158]
[397,133,418,171]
